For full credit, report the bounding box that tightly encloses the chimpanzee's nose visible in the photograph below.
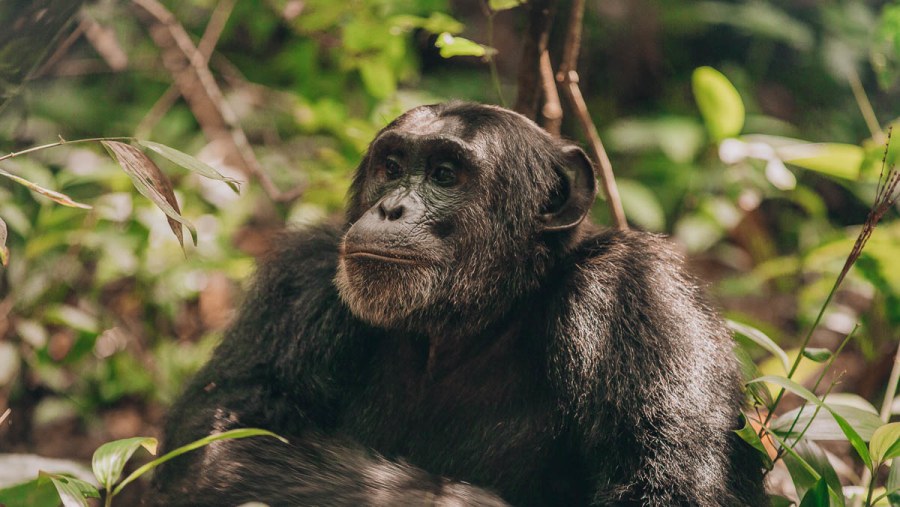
[377,197,405,221]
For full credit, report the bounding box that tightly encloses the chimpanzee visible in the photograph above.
[150,102,765,506]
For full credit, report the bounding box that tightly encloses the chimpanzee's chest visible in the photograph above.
[338,334,591,506]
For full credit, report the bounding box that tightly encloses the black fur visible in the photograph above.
[150,103,765,506]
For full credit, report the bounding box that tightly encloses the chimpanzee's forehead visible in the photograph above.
[392,108,471,139]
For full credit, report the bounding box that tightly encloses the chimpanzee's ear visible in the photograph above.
[540,145,598,232]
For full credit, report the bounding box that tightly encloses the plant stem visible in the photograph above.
[0,136,133,163]
[762,283,840,430]
[486,12,505,107]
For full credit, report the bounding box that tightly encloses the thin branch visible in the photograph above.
[33,19,87,78]
[556,0,627,230]
[539,50,562,136]
[132,0,303,203]
[513,0,557,120]
[848,67,883,143]
[136,0,236,139]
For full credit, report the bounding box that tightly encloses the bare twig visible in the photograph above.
[132,0,303,203]
[136,0,235,139]
[556,0,627,229]
[81,13,129,71]
[33,19,87,78]
[847,67,883,143]
[539,50,562,136]
[513,0,557,120]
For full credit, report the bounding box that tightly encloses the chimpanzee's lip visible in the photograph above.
[341,247,423,265]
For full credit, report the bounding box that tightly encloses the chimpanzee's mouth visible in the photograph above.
[341,247,422,265]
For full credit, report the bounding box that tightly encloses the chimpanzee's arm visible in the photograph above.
[550,231,765,507]
[149,227,507,507]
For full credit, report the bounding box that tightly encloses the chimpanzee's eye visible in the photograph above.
[384,156,402,180]
[431,163,458,187]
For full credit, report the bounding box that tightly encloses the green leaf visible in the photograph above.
[0,216,8,266]
[888,458,900,506]
[728,320,790,374]
[798,477,830,507]
[769,494,795,507]
[435,33,487,58]
[692,66,745,141]
[795,440,844,506]
[748,375,873,469]
[0,167,91,209]
[773,403,884,441]
[112,428,288,496]
[0,477,60,507]
[102,141,197,249]
[872,422,900,465]
[489,0,524,11]
[358,58,397,99]
[92,437,158,492]
[778,143,863,180]
[734,416,773,469]
[615,179,666,232]
[40,473,99,507]
[138,141,241,193]
[801,348,833,363]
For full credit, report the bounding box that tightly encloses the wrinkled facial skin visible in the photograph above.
[335,103,594,336]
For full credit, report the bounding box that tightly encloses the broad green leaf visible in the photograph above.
[0,216,7,266]
[138,141,241,193]
[773,403,884,441]
[769,495,795,507]
[872,423,900,464]
[92,437,158,492]
[748,375,872,469]
[798,478,830,507]
[0,477,60,507]
[801,348,833,363]
[489,0,524,11]
[692,66,744,141]
[102,141,197,249]
[728,320,790,374]
[734,416,773,469]
[40,473,99,507]
[778,143,863,180]
[795,440,844,506]
[435,33,487,58]
[113,428,288,496]
[0,167,91,209]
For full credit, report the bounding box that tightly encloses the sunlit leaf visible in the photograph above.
[435,33,487,58]
[0,217,8,266]
[92,437,158,492]
[773,403,883,441]
[801,348,833,363]
[0,167,91,209]
[728,320,790,374]
[778,143,863,180]
[359,58,397,99]
[872,423,900,465]
[102,141,197,249]
[138,141,241,193]
[40,472,99,507]
[692,66,744,141]
[748,375,873,469]
[489,0,524,11]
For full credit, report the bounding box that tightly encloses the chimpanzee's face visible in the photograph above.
[334,103,596,335]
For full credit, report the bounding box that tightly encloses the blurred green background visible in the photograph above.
[0,0,899,500]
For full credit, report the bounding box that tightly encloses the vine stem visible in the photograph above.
[0,137,133,163]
